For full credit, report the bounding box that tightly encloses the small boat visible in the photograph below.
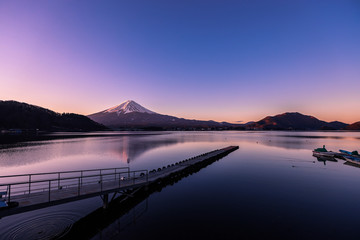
[339,150,360,163]
[312,145,336,159]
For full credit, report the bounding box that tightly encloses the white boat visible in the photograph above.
[312,145,337,159]
[313,145,345,160]
[312,151,336,158]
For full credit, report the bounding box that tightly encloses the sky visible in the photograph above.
[0,0,359,123]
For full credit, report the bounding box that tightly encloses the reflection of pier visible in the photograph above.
[0,146,239,218]
[95,198,149,239]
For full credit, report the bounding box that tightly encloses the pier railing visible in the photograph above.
[0,167,149,203]
[0,167,130,185]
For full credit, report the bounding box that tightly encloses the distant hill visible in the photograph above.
[0,100,108,131]
[345,122,360,130]
[322,121,349,130]
[2,100,354,132]
[88,100,238,130]
[246,112,348,130]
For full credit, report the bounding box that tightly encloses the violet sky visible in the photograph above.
[1,0,359,123]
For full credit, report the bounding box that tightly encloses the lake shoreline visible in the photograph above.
[1,129,358,145]
[0,132,167,144]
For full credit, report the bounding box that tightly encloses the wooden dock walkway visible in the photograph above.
[0,146,238,218]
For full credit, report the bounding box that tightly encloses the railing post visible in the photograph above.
[58,172,60,189]
[133,172,135,184]
[103,194,109,209]
[48,180,51,202]
[29,174,31,194]
[100,175,103,192]
[114,168,116,181]
[118,173,121,188]
[8,184,11,203]
[81,171,83,186]
[78,177,80,196]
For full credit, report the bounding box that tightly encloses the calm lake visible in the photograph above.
[1,131,360,239]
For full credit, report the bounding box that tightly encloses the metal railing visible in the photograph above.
[0,167,130,185]
[0,167,149,204]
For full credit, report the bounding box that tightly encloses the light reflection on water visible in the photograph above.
[0,131,360,239]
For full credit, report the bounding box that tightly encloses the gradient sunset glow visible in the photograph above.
[1,1,359,124]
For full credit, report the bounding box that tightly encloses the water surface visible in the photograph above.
[0,131,360,239]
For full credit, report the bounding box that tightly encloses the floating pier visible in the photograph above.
[0,146,238,218]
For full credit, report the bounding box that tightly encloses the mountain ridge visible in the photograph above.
[345,122,360,130]
[88,100,237,130]
[0,100,356,131]
[88,101,351,131]
[246,112,348,130]
[0,100,108,131]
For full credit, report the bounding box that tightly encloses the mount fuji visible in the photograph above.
[88,100,236,130]
[101,100,156,115]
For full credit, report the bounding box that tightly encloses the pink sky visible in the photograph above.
[1,1,359,124]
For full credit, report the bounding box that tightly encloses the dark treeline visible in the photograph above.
[0,100,108,132]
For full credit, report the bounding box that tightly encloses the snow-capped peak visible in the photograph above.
[103,100,156,115]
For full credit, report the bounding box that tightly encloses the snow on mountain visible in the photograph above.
[103,100,156,115]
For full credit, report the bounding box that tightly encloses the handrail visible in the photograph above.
[0,167,149,202]
[0,170,147,187]
[0,168,149,204]
[0,166,130,179]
